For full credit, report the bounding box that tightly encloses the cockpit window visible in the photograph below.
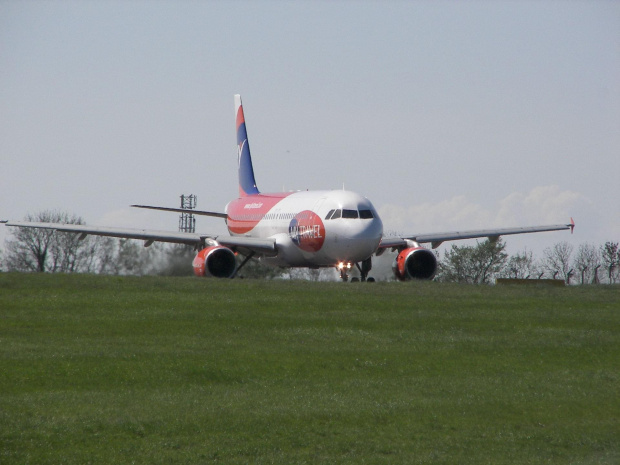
[342,209,359,219]
[325,209,335,220]
[359,209,374,219]
[331,209,341,219]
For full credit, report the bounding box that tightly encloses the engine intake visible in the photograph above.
[393,246,437,281]
[193,246,237,278]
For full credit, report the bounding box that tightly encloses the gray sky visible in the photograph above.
[1,1,619,258]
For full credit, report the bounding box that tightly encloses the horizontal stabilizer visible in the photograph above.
[131,205,227,219]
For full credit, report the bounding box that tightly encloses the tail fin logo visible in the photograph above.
[237,139,246,168]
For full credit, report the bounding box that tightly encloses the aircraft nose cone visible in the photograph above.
[328,216,383,262]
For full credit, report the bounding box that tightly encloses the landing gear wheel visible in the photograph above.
[367,277,375,283]
[351,277,360,282]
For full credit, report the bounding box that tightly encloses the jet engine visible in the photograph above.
[392,246,437,281]
[192,246,237,278]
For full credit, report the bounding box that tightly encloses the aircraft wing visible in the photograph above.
[2,221,276,254]
[379,219,575,250]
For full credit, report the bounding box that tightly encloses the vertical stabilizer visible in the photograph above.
[235,94,260,197]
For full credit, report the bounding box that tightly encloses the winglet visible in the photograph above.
[235,94,260,197]
[569,217,575,234]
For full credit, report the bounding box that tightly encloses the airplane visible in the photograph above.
[3,95,574,282]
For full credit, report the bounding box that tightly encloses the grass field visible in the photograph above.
[1,273,619,464]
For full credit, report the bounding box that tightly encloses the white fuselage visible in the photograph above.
[225,190,383,267]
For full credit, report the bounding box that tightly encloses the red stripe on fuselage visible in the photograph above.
[227,192,292,234]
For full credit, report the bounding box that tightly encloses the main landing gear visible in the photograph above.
[338,257,375,282]
[230,251,255,279]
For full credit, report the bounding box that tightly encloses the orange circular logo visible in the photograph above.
[288,210,325,252]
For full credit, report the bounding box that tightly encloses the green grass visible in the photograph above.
[1,273,619,464]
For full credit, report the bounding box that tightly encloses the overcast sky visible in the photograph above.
[1,0,619,258]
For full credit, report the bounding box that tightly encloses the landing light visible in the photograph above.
[337,262,352,270]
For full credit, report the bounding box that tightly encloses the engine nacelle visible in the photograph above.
[192,246,237,278]
[392,246,437,281]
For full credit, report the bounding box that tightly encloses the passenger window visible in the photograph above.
[325,209,335,220]
[342,209,359,219]
[331,209,341,219]
[359,209,374,219]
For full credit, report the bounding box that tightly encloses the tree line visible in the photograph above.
[435,238,620,285]
[1,211,194,276]
[2,210,619,284]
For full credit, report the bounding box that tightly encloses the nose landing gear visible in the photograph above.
[337,261,352,282]
[337,257,375,282]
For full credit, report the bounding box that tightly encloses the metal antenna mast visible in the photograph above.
[179,194,197,233]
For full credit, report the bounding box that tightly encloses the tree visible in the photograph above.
[3,211,160,275]
[573,243,601,285]
[502,249,541,279]
[110,239,162,276]
[436,239,508,284]
[48,222,89,273]
[542,241,574,284]
[88,236,122,274]
[601,242,619,284]
[5,211,86,273]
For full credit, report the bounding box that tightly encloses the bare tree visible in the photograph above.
[543,241,574,284]
[107,239,164,276]
[48,223,88,273]
[4,211,155,275]
[87,236,121,274]
[601,242,619,284]
[573,243,601,285]
[4,211,84,272]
